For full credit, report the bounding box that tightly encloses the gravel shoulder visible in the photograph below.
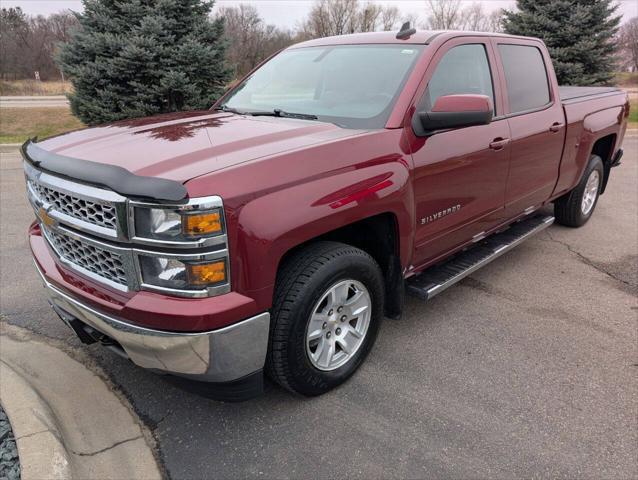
[0,405,20,480]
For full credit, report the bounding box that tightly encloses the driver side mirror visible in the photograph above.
[412,94,493,137]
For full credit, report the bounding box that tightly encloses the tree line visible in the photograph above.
[0,8,76,80]
[0,0,523,81]
[2,0,635,83]
[216,0,638,80]
[1,0,633,126]
[199,0,512,78]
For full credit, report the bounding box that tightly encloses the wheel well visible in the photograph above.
[591,134,616,194]
[276,213,404,319]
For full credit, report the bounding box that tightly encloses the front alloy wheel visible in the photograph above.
[306,279,371,371]
[267,241,384,396]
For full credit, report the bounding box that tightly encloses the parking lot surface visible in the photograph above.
[1,137,636,479]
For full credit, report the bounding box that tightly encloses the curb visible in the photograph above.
[0,324,162,480]
[0,363,72,480]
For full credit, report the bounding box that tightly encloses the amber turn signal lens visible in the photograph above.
[183,211,222,236]
[187,261,226,286]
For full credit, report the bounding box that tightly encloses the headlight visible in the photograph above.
[130,196,230,297]
[134,207,223,241]
[139,256,227,291]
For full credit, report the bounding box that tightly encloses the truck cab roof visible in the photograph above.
[289,30,541,49]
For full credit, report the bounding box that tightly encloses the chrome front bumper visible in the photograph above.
[34,262,270,383]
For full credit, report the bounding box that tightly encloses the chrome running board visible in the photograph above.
[406,215,554,301]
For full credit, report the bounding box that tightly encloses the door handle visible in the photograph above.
[549,122,564,133]
[489,138,510,150]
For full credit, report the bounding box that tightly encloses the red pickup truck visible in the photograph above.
[24,28,628,399]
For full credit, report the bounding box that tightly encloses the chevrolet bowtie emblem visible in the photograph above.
[38,206,56,227]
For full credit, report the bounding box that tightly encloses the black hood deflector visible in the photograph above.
[21,139,188,203]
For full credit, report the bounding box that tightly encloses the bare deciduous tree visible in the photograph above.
[0,8,29,79]
[218,4,295,78]
[458,3,504,32]
[301,0,406,38]
[381,5,400,31]
[0,7,78,80]
[485,9,504,33]
[358,2,383,32]
[617,17,638,72]
[458,2,483,30]
[423,1,502,32]
[302,0,359,37]
[425,0,462,30]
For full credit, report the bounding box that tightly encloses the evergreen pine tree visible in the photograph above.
[57,0,231,125]
[502,0,621,85]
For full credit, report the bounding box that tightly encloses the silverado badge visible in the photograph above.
[420,204,461,225]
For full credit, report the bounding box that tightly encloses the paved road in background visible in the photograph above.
[1,137,636,479]
[0,96,69,108]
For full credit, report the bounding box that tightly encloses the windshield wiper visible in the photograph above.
[213,105,245,115]
[214,106,318,121]
[249,109,318,120]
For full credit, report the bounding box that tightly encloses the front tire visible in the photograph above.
[554,155,604,227]
[266,242,384,396]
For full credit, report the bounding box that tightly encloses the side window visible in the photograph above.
[421,44,495,112]
[498,44,551,113]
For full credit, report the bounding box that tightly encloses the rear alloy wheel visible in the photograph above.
[554,155,604,227]
[580,169,600,216]
[267,241,384,396]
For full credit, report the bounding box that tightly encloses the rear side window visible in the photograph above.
[498,44,551,113]
[421,44,494,112]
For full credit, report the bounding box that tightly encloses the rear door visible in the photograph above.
[491,39,565,215]
[408,37,511,269]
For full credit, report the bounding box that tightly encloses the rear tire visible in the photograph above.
[266,241,384,396]
[554,155,604,227]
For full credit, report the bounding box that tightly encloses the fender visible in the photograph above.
[553,98,627,197]
[185,129,415,312]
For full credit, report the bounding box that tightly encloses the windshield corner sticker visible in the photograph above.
[420,204,462,225]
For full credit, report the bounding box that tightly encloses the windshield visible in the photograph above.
[221,45,424,129]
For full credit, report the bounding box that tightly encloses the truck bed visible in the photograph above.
[559,86,621,103]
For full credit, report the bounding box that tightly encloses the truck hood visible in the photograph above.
[38,111,365,184]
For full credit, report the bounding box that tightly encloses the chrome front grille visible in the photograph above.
[45,228,128,286]
[29,180,118,230]
[24,161,127,240]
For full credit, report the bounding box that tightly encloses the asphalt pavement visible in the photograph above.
[1,137,636,479]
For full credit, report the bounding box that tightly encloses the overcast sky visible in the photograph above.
[5,0,638,29]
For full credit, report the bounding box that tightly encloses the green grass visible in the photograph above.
[615,72,638,88]
[0,107,84,144]
[629,98,638,128]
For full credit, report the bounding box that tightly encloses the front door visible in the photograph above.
[409,39,510,269]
